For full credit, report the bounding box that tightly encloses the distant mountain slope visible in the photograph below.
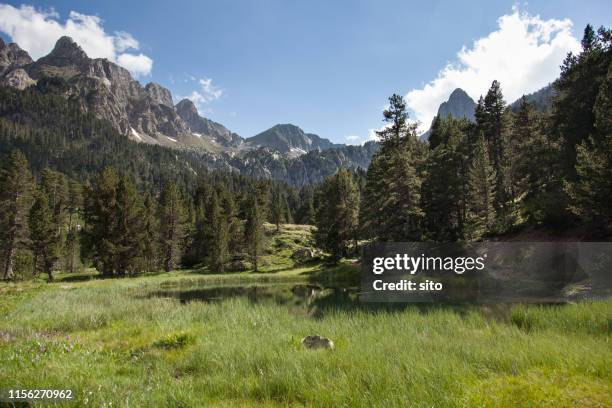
[246,124,341,157]
[510,83,555,112]
[0,84,377,187]
[230,142,378,186]
[420,88,476,141]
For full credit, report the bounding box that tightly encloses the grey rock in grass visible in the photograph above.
[292,248,315,263]
[301,335,334,350]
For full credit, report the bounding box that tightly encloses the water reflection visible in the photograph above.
[146,283,360,317]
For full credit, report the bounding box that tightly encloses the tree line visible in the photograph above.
[0,152,317,280]
[313,25,611,259]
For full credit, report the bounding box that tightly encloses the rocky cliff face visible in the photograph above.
[0,38,34,76]
[0,39,35,89]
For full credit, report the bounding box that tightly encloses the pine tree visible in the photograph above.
[82,167,120,276]
[0,150,34,279]
[141,193,160,272]
[361,94,425,241]
[565,65,612,230]
[270,188,285,232]
[477,80,511,230]
[159,181,185,272]
[208,192,229,272]
[315,169,360,262]
[421,116,470,240]
[553,25,611,179]
[244,193,265,271]
[114,177,146,276]
[29,192,59,281]
[40,168,69,268]
[64,180,82,273]
[465,134,496,239]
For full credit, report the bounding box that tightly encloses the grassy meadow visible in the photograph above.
[0,224,610,407]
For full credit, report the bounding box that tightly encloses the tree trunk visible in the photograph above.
[3,247,14,279]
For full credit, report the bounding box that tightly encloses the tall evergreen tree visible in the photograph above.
[565,61,612,230]
[141,193,161,272]
[114,177,146,276]
[315,169,360,262]
[553,25,611,178]
[82,167,120,277]
[270,188,285,232]
[244,193,265,271]
[465,134,496,240]
[208,192,229,272]
[159,181,186,272]
[361,94,425,241]
[421,116,470,240]
[477,80,512,230]
[0,150,34,279]
[29,192,60,281]
[64,180,82,273]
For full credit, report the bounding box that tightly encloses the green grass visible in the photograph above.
[0,274,609,407]
[0,225,610,406]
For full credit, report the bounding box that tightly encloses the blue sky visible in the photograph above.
[0,1,610,143]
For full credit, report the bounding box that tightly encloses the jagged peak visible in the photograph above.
[448,88,473,102]
[48,36,88,60]
[176,98,198,113]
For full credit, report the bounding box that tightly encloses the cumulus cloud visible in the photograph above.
[405,8,581,132]
[0,4,153,77]
[116,53,153,78]
[181,76,224,110]
[345,135,360,142]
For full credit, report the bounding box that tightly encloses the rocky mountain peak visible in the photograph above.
[145,82,173,107]
[49,36,89,61]
[246,123,338,156]
[176,98,198,118]
[0,39,34,75]
[437,88,476,120]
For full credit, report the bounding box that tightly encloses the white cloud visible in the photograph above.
[405,8,581,132]
[116,53,153,78]
[197,78,223,102]
[181,76,224,111]
[0,4,153,77]
[345,135,360,142]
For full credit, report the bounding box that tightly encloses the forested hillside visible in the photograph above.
[315,25,611,260]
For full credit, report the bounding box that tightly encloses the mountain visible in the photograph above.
[0,36,377,186]
[175,98,243,148]
[420,88,476,141]
[0,36,242,149]
[246,124,341,157]
[510,83,555,112]
[231,141,378,186]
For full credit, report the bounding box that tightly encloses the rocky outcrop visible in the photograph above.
[1,68,35,90]
[145,82,174,107]
[176,98,243,147]
[0,38,33,76]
